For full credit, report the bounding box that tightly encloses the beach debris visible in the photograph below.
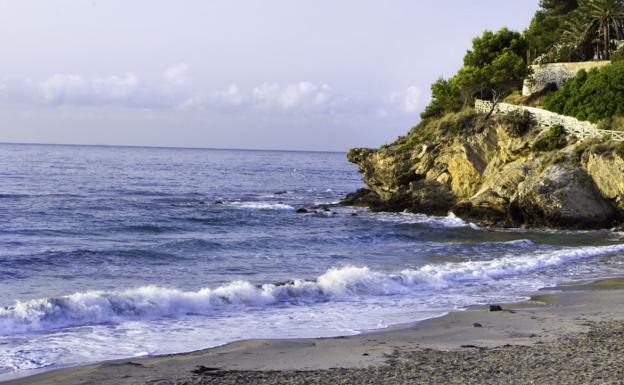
[473,322,483,328]
[192,366,224,377]
[489,305,503,312]
[107,361,144,367]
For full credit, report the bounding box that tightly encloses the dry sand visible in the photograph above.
[5,278,624,385]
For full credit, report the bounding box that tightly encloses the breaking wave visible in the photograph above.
[373,211,480,229]
[3,243,624,335]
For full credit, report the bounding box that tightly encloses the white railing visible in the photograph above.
[475,99,624,141]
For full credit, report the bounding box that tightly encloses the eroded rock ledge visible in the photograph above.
[344,118,624,229]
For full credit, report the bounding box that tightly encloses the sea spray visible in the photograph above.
[3,243,624,335]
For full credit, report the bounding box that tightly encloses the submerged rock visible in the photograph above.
[341,188,385,209]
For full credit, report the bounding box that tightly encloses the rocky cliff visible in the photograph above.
[344,110,624,229]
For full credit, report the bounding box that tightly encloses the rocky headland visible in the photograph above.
[344,108,624,229]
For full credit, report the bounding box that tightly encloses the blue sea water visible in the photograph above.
[1,143,624,379]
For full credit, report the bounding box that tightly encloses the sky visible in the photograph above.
[0,0,539,151]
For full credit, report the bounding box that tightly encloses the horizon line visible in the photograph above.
[0,141,349,154]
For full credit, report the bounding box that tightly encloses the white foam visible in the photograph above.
[2,243,624,335]
[500,239,535,247]
[372,211,478,229]
[225,201,294,210]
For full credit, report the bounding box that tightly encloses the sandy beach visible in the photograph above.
[3,278,624,385]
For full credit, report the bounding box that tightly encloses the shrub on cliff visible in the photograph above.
[421,78,463,119]
[597,115,624,131]
[437,108,482,134]
[421,28,527,119]
[532,124,568,151]
[501,110,536,137]
[544,62,624,123]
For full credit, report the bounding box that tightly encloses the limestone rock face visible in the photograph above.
[347,148,417,202]
[345,123,623,229]
[584,153,624,211]
[512,164,615,228]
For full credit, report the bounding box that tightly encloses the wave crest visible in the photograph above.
[2,244,624,335]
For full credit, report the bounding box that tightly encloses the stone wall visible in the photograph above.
[522,61,610,97]
[474,99,624,141]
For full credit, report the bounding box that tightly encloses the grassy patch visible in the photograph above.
[617,142,624,160]
[395,108,485,153]
[597,116,624,132]
[571,138,600,165]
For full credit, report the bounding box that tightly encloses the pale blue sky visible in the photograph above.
[0,0,539,151]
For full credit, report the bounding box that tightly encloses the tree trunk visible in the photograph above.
[605,25,610,60]
[606,24,611,60]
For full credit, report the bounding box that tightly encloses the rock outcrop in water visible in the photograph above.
[344,111,624,229]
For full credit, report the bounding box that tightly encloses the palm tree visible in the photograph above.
[580,0,624,59]
[561,15,594,59]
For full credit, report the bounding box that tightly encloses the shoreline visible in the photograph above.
[5,277,624,385]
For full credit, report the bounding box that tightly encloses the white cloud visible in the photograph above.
[177,83,246,111]
[252,82,331,110]
[385,85,422,113]
[179,82,340,113]
[217,84,246,106]
[0,72,423,120]
[40,73,140,106]
[403,86,422,112]
[162,63,189,86]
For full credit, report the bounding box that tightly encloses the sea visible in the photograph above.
[1,143,624,380]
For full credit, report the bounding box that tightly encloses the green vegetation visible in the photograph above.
[421,29,528,120]
[525,0,581,62]
[435,109,482,135]
[411,0,624,142]
[532,124,568,151]
[395,109,486,152]
[617,141,624,157]
[544,61,624,123]
[526,0,624,63]
[612,45,624,61]
[598,115,624,130]
[501,110,536,137]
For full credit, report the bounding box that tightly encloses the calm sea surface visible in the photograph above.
[1,143,624,379]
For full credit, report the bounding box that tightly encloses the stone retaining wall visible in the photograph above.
[475,99,624,141]
[522,61,610,97]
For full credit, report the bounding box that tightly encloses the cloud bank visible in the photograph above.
[0,64,422,118]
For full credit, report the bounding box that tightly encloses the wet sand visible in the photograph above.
[5,278,624,385]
